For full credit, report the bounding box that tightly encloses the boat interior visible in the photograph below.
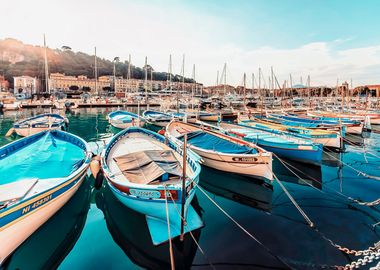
[106,132,193,186]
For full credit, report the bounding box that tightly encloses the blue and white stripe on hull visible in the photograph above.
[0,130,91,264]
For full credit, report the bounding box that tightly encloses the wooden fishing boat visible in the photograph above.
[107,110,145,129]
[101,127,203,245]
[270,114,363,135]
[0,130,91,264]
[167,111,197,123]
[308,111,380,125]
[216,122,323,165]
[13,113,68,137]
[198,111,219,122]
[166,121,273,181]
[240,119,342,150]
[142,110,172,127]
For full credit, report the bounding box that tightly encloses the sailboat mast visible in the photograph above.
[144,56,148,104]
[223,63,227,96]
[94,47,98,96]
[192,64,195,110]
[243,73,246,106]
[216,70,219,86]
[43,34,49,94]
[259,68,263,116]
[126,54,131,97]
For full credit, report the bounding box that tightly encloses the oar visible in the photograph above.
[5,127,15,137]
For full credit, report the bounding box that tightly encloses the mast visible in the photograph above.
[223,63,227,96]
[43,34,49,94]
[144,56,148,104]
[180,134,188,241]
[168,54,172,92]
[216,70,219,86]
[243,72,246,106]
[271,66,274,98]
[178,54,185,113]
[192,64,195,110]
[126,54,131,97]
[252,73,255,96]
[94,47,98,96]
[259,68,263,116]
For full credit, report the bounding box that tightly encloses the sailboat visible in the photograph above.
[100,127,203,245]
[0,130,91,264]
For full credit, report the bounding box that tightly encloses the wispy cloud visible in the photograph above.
[0,0,378,87]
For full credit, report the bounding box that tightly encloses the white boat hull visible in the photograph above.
[199,115,218,122]
[109,119,144,129]
[191,147,273,181]
[0,174,86,265]
[14,126,62,137]
[312,135,341,149]
[147,120,171,127]
[346,124,363,135]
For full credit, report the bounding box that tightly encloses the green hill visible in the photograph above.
[0,38,193,89]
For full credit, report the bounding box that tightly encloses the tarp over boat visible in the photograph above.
[179,131,257,154]
[113,150,183,185]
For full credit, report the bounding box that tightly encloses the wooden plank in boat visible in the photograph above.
[0,178,38,204]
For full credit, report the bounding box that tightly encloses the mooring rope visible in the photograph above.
[190,180,293,269]
[274,153,380,207]
[267,163,380,269]
[163,185,176,270]
[166,191,216,270]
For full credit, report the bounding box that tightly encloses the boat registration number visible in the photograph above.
[232,157,258,162]
[130,189,161,199]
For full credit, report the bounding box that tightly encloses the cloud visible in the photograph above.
[0,0,378,87]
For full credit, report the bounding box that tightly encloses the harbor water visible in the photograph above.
[1,108,380,269]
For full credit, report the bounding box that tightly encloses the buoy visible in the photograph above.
[95,170,104,190]
[90,155,101,179]
[5,128,15,137]
[158,128,165,135]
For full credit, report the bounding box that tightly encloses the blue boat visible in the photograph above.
[101,127,203,245]
[0,130,91,264]
[269,114,363,135]
[142,110,172,127]
[107,110,145,129]
[13,113,68,137]
[217,122,322,165]
[241,119,343,150]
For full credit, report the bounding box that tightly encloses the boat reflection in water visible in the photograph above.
[273,158,323,189]
[95,185,202,270]
[3,177,91,270]
[200,167,273,212]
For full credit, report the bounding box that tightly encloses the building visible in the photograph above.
[49,73,111,93]
[13,76,38,97]
[0,76,9,91]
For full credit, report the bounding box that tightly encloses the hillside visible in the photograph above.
[0,38,193,88]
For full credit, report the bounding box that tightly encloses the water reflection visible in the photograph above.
[200,167,273,211]
[95,185,202,270]
[3,177,92,270]
[273,158,323,189]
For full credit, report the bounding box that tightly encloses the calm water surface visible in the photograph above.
[1,108,380,269]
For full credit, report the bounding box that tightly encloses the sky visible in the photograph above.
[1,0,380,87]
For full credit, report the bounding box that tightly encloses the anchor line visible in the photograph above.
[266,164,380,269]
[274,153,380,207]
[163,185,176,270]
[322,145,380,182]
[166,190,216,270]
[189,179,293,269]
